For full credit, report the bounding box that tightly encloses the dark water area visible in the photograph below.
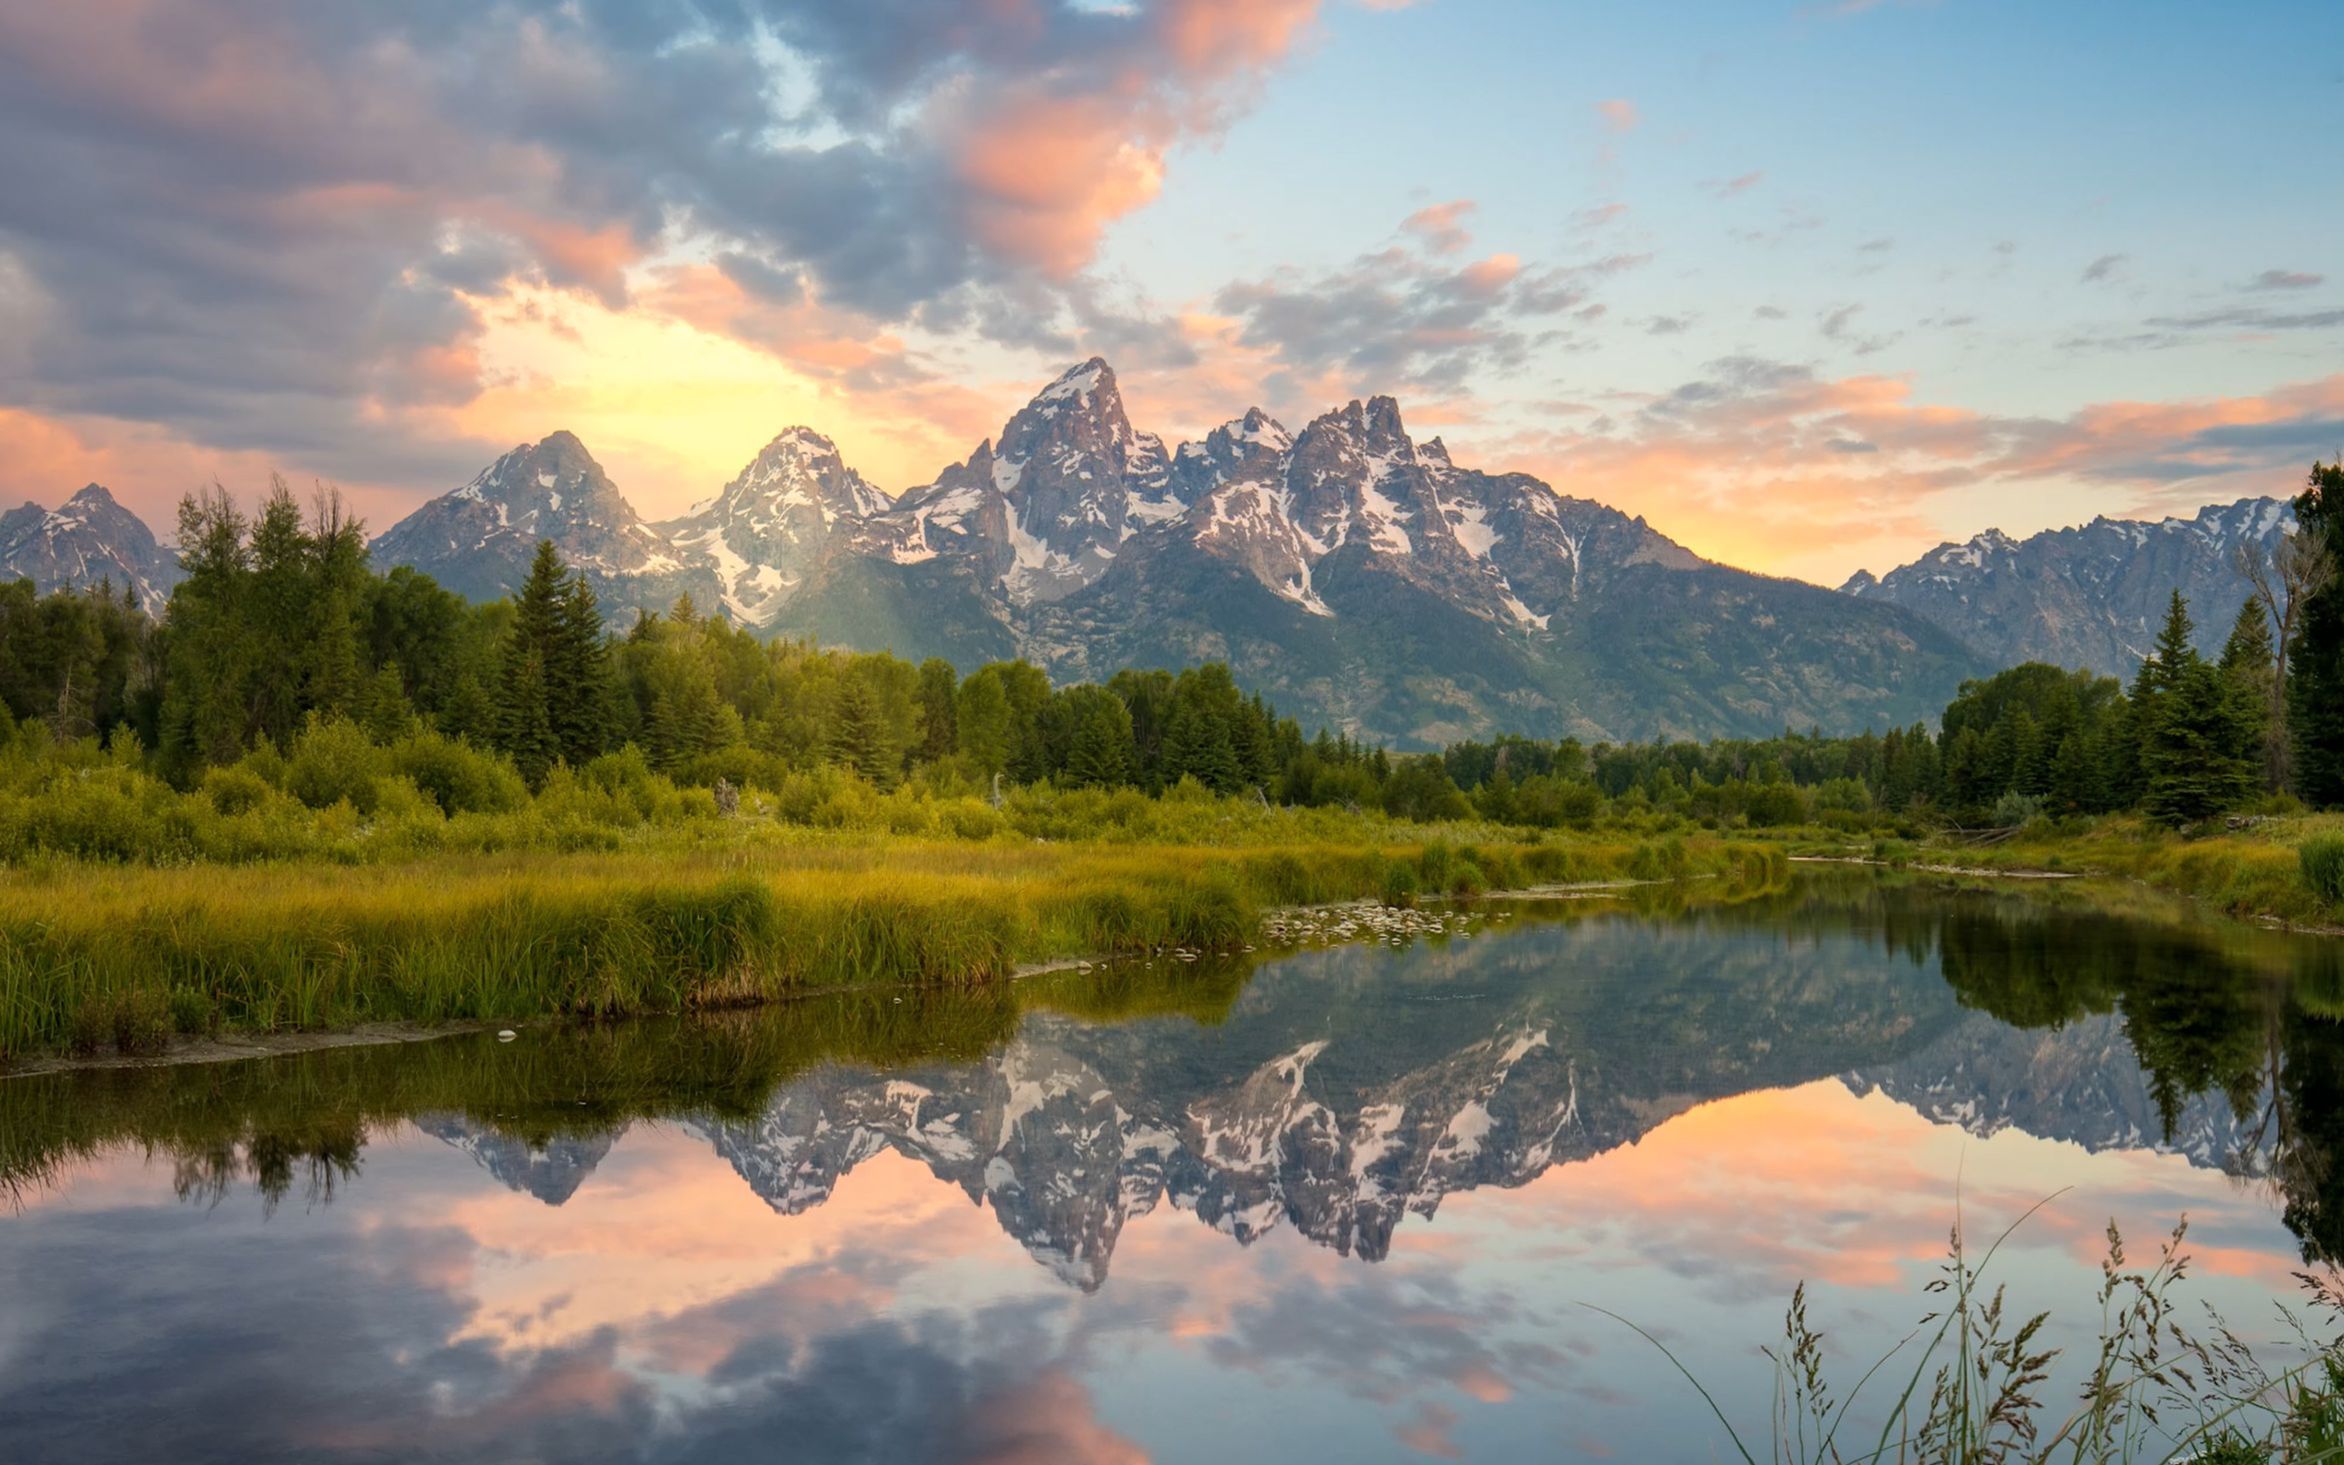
[6,874,2344,1462]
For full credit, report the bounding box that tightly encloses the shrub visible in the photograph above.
[387,729,527,815]
[201,765,276,816]
[285,717,385,812]
[2304,833,2344,905]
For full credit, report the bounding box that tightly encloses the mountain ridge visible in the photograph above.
[1845,497,2296,675]
[7,361,2299,745]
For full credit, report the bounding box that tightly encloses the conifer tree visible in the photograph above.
[2219,597,2276,789]
[1061,686,1134,788]
[825,676,886,783]
[2289,461,2344,805]
[496,541,572,783]
[955,667,1012,774]
[915,659,958,763]
[500,649,558,787]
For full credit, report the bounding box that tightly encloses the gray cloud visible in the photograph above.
[0,1,1316,488]
[2245,269,2325,292]
[2081,253,2128,283]
[1819,303,1899,355]
[1213,233,1637,395]
[2146,305,2344,333]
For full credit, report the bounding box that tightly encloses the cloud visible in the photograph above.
[1707,171,1766,197]
[1401,201,1478,256]
[1208,211,1636,397]
[2246,269,2325,292]
[0,0,1344,498]
[2145,305,2344,333]
[1818,303,1900,355]
[2082,253,2129,284]
[1594,98,1639,133]
[1465,356,2344,579]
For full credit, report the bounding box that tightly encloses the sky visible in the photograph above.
[1,0,2339,586]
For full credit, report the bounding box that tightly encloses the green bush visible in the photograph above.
[2303,833,2344,905]
[285,717,386,812]
[200,764,275,816]
[387,728,527,815]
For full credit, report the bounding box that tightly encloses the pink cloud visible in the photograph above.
[1401,200,1478,255]
[1595,98,1639,132]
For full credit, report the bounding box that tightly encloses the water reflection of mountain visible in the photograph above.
[414,884,2310,1288]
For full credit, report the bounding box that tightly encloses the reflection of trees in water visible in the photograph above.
[16,877,2344,1271]
[1930,893,2344,1264]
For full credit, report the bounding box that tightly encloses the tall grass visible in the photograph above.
[1939,816,2344,930]
[2303,834,2344,908]
[1612,1202,2344,1463]
[0,831,1791,1065]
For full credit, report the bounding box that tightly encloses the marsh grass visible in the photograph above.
[1935,816,2344,930]
[1611,1200,2344,1464]
[0,827,1790,1064]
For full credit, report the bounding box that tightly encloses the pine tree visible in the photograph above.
[549,573,611,767]
[496,541,570,784]
[500,650,559,787]
[955,668,1012,775]
[1161,698,1240,792]
[2218,597,2276,790]
[825,676,886,783]
[1062,686,1134,788]
[915,658,958,764]
[2289,462,2344,805]
[2143,657,2257,825]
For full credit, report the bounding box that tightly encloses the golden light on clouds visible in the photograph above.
[444,283,1012,514]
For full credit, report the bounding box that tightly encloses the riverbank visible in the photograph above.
[1890,813,2344,934]
[0,823,1790,1068]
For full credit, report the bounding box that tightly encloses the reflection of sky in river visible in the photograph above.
[0,892,2330,1462]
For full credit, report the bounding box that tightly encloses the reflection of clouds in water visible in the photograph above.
[6,888,2335,1462]
[0,1188,1139,1464]
[0,1072,2316,1465]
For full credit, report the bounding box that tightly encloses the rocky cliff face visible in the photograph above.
[1845,498,2296,676]
[0,483,180,611]
[371,430,711,615]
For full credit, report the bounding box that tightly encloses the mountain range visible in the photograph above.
[0,361,2305,742]
[373,360,1988,744]
[1845,497,2296,677]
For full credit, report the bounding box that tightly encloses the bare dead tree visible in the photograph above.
[2237,528,2338,789]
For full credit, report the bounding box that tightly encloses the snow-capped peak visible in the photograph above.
[1034,356,1112,409]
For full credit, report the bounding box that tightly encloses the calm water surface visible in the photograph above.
[6,875,2344,1462]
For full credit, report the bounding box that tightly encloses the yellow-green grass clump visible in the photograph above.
[1925,813,2344,929]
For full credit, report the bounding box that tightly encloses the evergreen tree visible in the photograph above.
[500,650,559,787]
[1061,686,1134,788]
[2143,656,2257,825]
[955,667,1013,774]
[915,658,958,763]
[550,573,612,766]
[1160,697,1240,792]
[496,541,571,784]
[2218,597,2276,790]
[2289,461,2344,805]
[824,676,886,782]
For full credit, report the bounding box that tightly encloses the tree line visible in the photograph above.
[0,461,2336,832]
